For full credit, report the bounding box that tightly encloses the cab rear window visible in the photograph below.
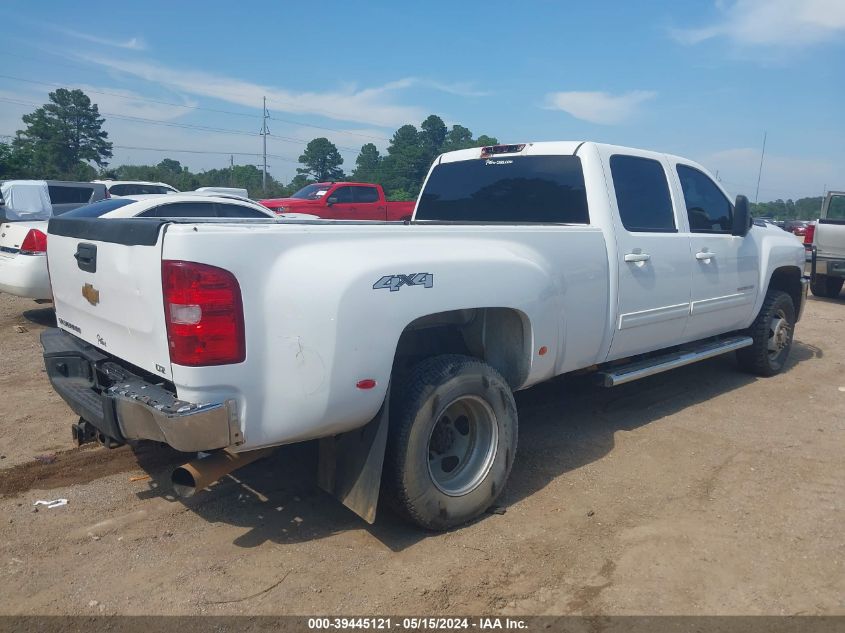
[415,155,589,223]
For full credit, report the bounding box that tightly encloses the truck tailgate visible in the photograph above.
[815,220,845,260]
[46,218,173,380]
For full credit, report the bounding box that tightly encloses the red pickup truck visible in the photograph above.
[259,182,415,221]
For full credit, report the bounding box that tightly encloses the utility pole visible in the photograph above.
[260,96,269,196]
[754,131,767,203]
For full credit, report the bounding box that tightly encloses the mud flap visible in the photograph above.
[317,386,390,524]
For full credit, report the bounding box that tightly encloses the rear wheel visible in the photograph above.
[810,274,844,298]
[736,290,795,377]
[383,355,517,530]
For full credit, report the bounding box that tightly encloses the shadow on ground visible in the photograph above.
[23,306,56,328]
[5,338,820,553]
[130,341,819,552]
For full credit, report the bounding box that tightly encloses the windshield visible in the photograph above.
[291,184,331,200]
[415,155,589,223]
[59,199,135,218]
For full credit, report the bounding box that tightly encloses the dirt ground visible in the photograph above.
[0,291,842,616]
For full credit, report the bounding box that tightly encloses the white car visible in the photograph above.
[0,193,274,301]
[93,180,179,197]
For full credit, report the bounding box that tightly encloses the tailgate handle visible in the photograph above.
[74,242,97,273]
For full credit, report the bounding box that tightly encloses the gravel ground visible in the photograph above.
[0,291,842,616]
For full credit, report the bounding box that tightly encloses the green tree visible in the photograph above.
[420,115,447,156]
[296,137,344,181]
[157,158,184,176]
[13,88,112,178]
[0,141,30,178]
[381,124,427,197]
[351,143,382,182]
[475,134,499,147]
[442,125,474,152]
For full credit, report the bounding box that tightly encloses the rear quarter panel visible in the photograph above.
[161,222,609,449]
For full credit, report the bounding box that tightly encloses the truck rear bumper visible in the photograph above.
[41,328,241,452]
[813,256,845,278]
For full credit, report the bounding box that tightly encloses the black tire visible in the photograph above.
[736,290,796,377]
[810,274,843,298]
[383,354,518,530]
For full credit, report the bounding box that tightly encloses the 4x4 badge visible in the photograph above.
[373,273,434,292]
[82,283,100,306]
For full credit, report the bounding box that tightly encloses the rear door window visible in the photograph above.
[138,202,269,218]
[60,199,136,218]
[48,185,94,204]
[354,186,380,203]
[676,165,733,233]
[415,155,589,223]
[609,155,676,232]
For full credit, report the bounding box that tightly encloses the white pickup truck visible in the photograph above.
[808,191,845,298]
[41,141,807,530]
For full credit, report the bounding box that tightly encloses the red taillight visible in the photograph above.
[162,260,245,366]
[804,223,815,245]
[20,229,47,254]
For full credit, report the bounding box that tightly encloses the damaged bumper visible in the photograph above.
[41,328,241,452]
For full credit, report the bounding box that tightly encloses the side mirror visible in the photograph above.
[732,195,751,237]
[326,196,337,207]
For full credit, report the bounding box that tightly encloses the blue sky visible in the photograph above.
[1,0,843,201]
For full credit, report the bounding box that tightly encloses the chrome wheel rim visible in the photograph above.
[767,308,791,359]
[427,395,498,497]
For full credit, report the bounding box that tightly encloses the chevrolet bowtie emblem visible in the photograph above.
[82,283,100,306]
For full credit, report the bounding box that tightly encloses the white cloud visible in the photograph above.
[51,26,146,50]
[74,85,197,121]
[671,0,845,47]
[413,79,492,98]
[543,90,656,125]
[73,55,481,128]
[0,86,376,184]
[699,147,840,200]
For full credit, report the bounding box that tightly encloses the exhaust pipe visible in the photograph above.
[171,448,274,498]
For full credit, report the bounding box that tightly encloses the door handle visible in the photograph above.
[695,251,715,261]
[624,252,651,263]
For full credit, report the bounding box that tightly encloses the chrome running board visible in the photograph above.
[599,336,753,387]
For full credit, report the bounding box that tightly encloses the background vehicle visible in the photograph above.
[42,141,806,530]
[1,180,107,221]
[194,186,249,198]
[94,180,179,197]
[260,182,415,220]
[807,191,845,298]
[1,193,273,301]
[782,219,808,235]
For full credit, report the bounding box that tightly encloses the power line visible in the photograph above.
[754,131,767,204]
[261,96,269,195]
[0,66,391,141]
[267,112,389,142]
[111,144,300,163]
[0,71,262,120]
[0,94,367,155]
